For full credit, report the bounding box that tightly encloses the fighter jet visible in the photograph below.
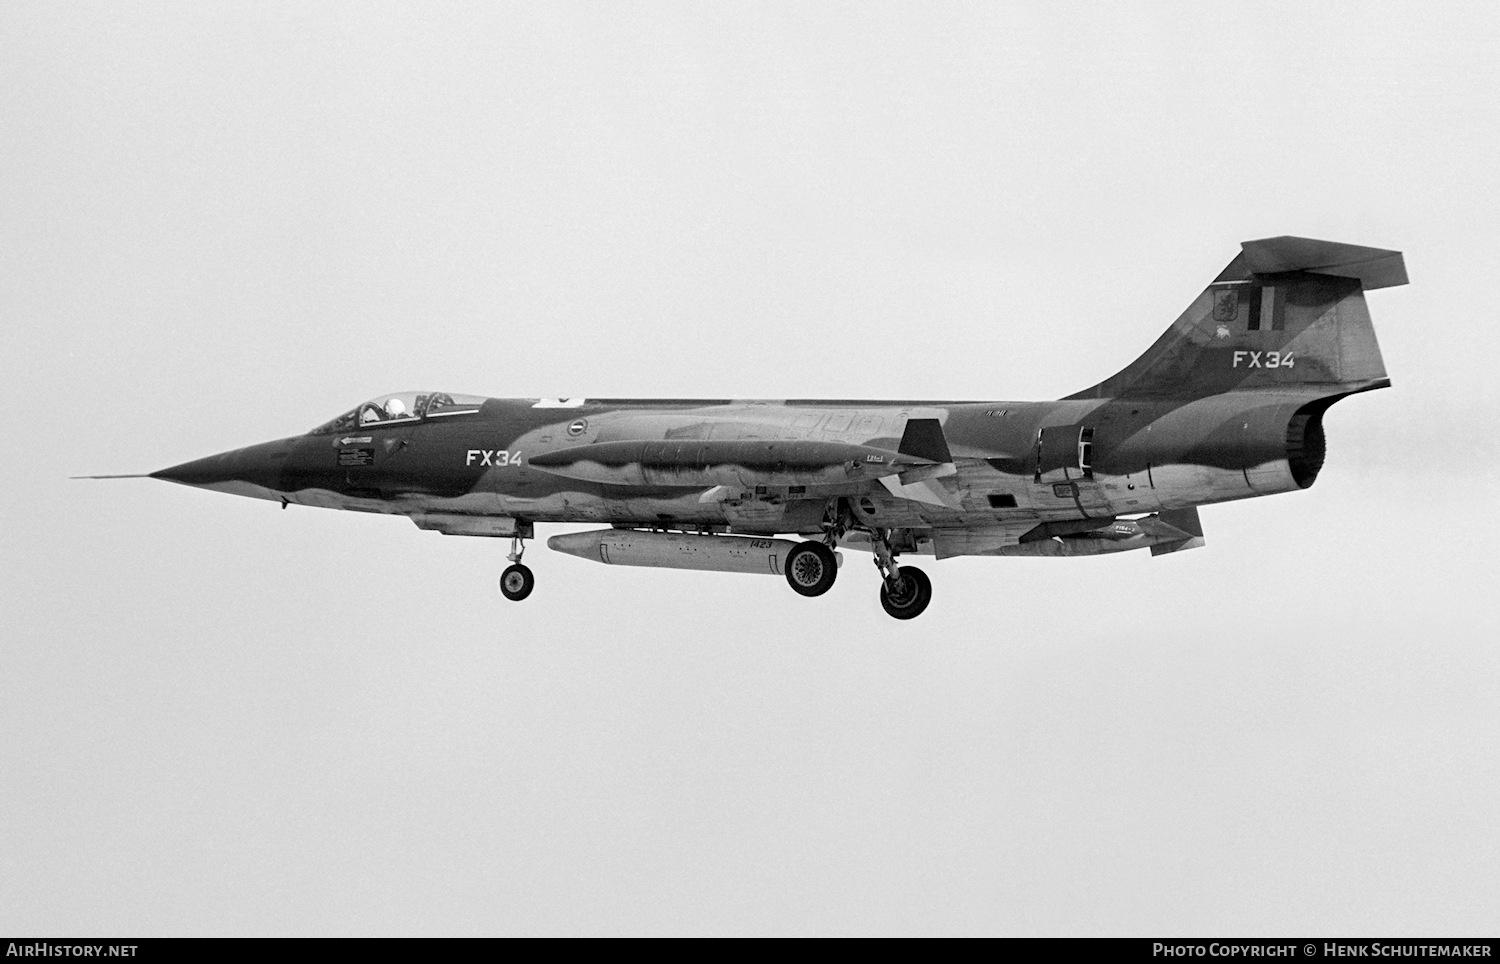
[92,237,1406,619]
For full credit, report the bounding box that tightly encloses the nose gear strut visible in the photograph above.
[499,531,534,601]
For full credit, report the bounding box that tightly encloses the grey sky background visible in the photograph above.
[3,1,1498,936]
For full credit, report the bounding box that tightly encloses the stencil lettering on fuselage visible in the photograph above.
[466,450,523,467]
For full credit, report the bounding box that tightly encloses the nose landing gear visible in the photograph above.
[499,533,534,601]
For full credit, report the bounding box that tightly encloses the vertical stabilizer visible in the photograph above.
[1068,237,1404,400]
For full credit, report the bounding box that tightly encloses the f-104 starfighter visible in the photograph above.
[97,236,1406,619]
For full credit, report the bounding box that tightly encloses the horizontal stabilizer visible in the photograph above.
[1221,236,1408,290]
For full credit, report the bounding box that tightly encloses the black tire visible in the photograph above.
[784,541,838,597]
[879,565,932,620]
[499,563,535,601]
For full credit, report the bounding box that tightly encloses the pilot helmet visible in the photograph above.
[385,397,407,416]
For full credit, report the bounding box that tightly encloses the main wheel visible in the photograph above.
[879,565,932,619]
[499,563,535,601]
[784,541,838,597]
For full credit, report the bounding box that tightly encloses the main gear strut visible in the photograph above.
[866,526,932,620]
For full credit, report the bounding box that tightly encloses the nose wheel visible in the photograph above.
[499,563,534,601]
[499,534,535,601]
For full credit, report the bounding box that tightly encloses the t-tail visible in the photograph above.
[1068,236,1407,402]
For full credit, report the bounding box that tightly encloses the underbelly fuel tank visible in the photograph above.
[546,529,841,576]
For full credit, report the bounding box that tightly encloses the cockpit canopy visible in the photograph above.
[310,392,488,435]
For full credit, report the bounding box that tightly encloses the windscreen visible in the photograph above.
[309,392,488,434]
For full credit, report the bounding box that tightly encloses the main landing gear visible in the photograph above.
[879,566,931,620]
[499,533,534,602]
[808,505,934,619]
[868,527,932,620]
[784,541,838,597]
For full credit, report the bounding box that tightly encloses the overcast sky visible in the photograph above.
[4,1,1498,936]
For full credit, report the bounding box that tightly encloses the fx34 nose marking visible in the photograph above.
[466,450,522,467]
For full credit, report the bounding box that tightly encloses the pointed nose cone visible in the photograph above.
[152,437,298,494]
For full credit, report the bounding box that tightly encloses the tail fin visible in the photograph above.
[1068,237,1406,400]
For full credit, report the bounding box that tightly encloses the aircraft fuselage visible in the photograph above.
[136,236,1407,618]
